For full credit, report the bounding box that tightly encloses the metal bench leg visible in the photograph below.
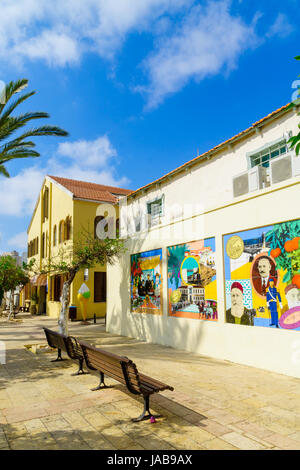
[71,358,89,376]
[91,372,112,391]
[51,348,64,362]
[132,395,161,422]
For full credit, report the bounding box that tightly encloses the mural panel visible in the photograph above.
[224,219,300,329]
[167,238,218,320]
[131,249,163,315]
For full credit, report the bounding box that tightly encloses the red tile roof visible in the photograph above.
[48,176,132,203]
[128,102,293,198]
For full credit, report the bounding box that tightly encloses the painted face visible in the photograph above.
[269,280,275,288]
[258,258,272,278]
[231,288,243,307]
[286,288,300,309]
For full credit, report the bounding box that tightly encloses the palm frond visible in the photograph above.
[13,125,69,139]
[0,79,28,114]
[0,91,35,120]
[0,112,50,142]
[0,148,40,164]
[0,78,68,176]
[0,165,10,177]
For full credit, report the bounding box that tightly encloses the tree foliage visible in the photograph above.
[0,79,68,177]
[0,255,29,294]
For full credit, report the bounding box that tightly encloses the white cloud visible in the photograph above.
[57,135,117,167]
[266,13,294,39]
[0,135,130,217]
[7,232,28,250]
[138,1,259,109]
[0,0,190,67]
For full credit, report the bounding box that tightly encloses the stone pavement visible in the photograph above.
[1,313,300,450]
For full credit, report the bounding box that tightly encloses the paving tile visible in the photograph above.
[221,432,267,450]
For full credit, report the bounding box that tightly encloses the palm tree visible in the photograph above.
[0,79,68,177]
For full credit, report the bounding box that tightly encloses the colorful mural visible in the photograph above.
[167,238,218,320]
[131,249,163,315]
[224,219,300,329]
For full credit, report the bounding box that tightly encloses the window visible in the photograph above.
[59,221,65,243]
[52,275,64,301]
[94,272,106,302]
[42,233,45,258]
[43,187,49,221]
[250,141,288,169]
[53,226,57,246]
[147,197,164,226]
[65,216,72,241]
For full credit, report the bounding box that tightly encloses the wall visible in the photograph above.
[107,108,300,378]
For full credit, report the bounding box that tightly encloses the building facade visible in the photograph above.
[106,103,300,378]
[26,175,131,319]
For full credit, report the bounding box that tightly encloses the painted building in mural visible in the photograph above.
[167,239,217,320]
[106,102,300,378]
[25,175,131,319]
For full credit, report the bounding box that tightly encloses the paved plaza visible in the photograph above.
[1,313,300,450]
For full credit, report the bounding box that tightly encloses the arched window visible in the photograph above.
[42,233,45,258]
[53,225,57,246]
[43,187,49,221]
[65,216,71,241]
[59,221,65,243]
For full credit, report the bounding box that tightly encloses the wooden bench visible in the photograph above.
[79,340,174,422]
[43,327,87,376]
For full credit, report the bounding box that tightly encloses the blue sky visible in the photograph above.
[0,0,299,254]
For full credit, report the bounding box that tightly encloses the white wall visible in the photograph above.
[107,108,300,378]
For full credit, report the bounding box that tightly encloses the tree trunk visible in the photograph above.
[58,281,70,335]
[8,290,14,321]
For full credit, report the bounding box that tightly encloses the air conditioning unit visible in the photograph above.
[270,153,300,185]
[233,166,267,198]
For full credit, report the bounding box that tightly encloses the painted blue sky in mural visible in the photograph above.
[224,226,273,279]
[0,0,299,253]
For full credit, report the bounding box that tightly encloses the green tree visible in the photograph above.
[0,79,68,177]
[29,230,126,335]
[289,56,300,155]
[0,255,29,319]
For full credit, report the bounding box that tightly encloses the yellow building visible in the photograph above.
[25,175,131,319]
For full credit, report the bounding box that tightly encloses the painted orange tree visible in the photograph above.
[266,220,300,286]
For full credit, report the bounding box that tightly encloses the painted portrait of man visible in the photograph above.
[226,282,253,326]
[251,255,278,298]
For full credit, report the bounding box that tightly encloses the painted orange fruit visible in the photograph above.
[271,248,281,258]
[284,240,294,252]
[292,274,300,289]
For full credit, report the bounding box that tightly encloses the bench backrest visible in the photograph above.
[65,336,84,361]
[43,327,68,353]
[79,340,141,395]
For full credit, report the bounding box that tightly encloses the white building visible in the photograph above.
[107,103,300,378]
